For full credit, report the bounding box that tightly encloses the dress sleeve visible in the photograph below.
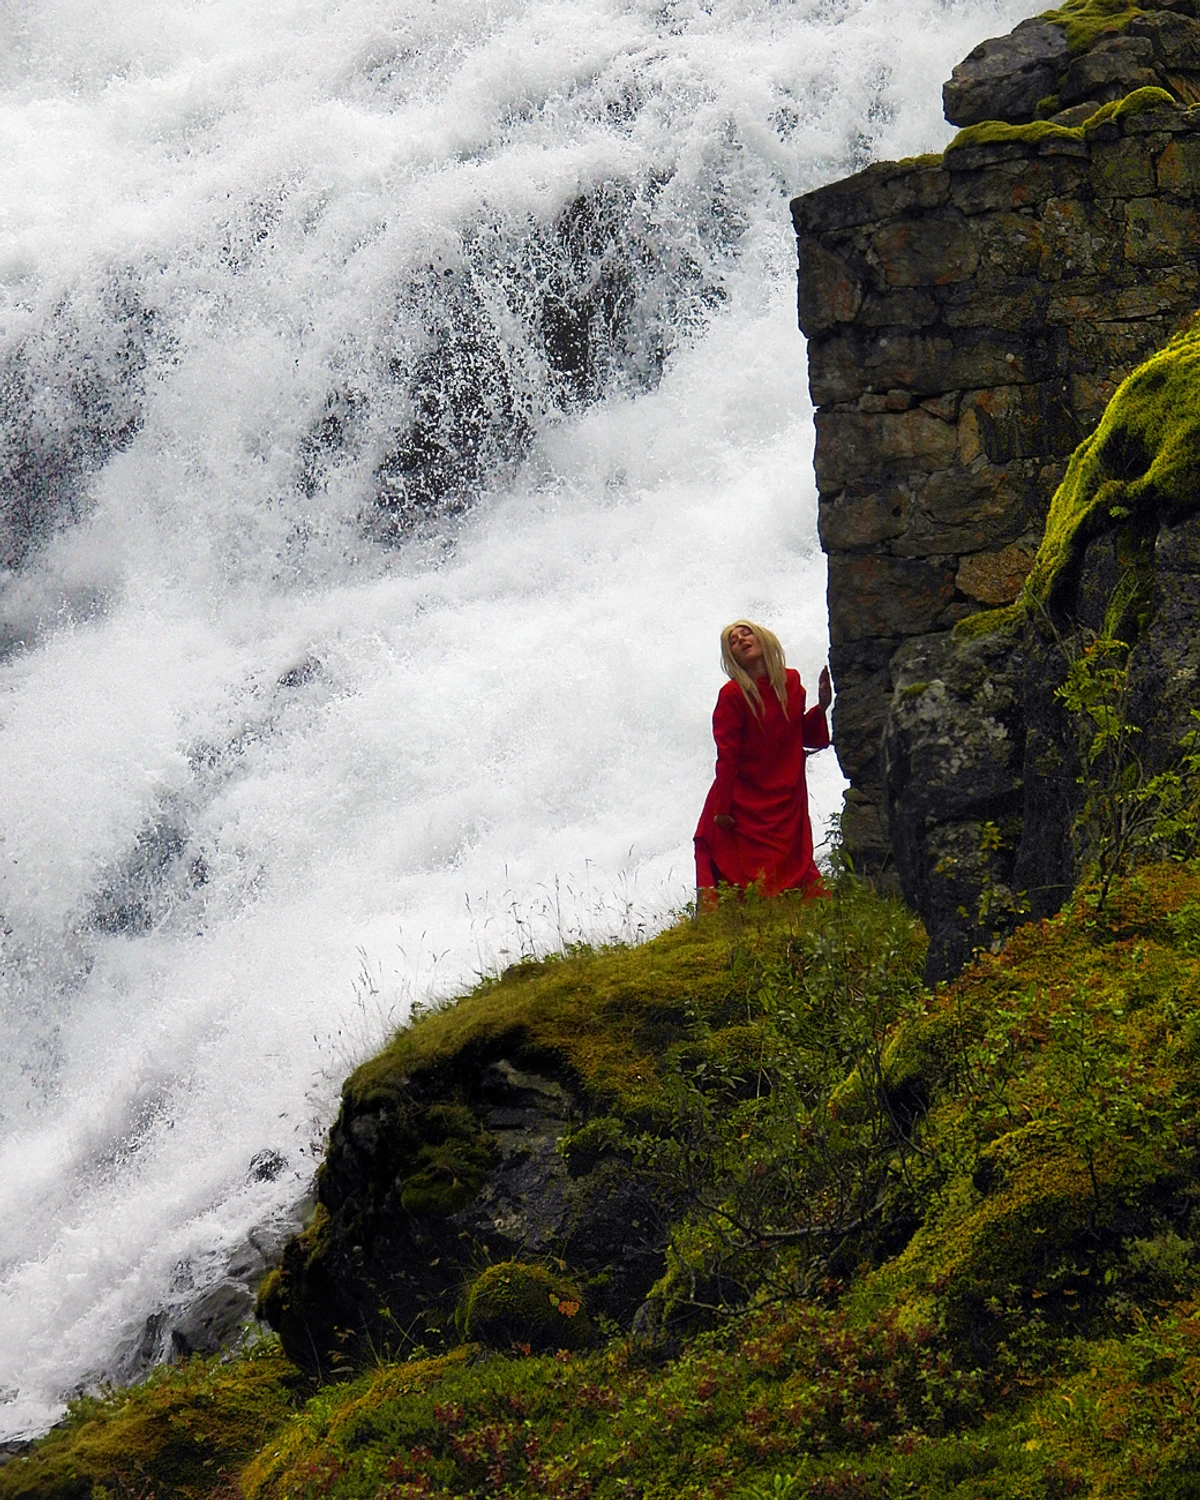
[791,673,829,752]
[802,699,830,751]
[711,685,745,816]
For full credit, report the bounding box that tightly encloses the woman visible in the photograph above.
[694,620,833,906]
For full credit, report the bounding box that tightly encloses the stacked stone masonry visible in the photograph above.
[792,98,1200,867]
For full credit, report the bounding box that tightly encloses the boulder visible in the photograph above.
[943,19,1071,127]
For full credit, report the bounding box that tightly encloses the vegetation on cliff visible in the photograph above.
[945,83,1176,153]
[9,859,1200,1497]
[1042,0,1147,55]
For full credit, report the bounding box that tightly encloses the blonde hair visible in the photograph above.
[720,619,789,719]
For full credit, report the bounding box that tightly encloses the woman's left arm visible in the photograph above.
[802,665,832,750]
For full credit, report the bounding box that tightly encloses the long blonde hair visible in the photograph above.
[720,619,789,719]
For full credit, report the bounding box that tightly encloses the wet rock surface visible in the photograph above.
[108,1186,313,1386]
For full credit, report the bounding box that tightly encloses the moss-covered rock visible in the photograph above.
[258,897,837,1377]
[943,0,1199,130]
[885,308,1200,981]
[456,1261,591,1352]
[0,1345,300,1500]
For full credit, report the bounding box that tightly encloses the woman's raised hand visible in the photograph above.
[818,665,832,712]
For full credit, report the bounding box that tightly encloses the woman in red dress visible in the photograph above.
[694,620,833,906]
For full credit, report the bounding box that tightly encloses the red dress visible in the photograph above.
[694,668,830,896]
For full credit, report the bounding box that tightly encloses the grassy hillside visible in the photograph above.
[8,864,1200,1499]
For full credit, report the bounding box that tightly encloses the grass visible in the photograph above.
[11,865,1200,1497]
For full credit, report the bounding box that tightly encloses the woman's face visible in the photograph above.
[727,625,763,671]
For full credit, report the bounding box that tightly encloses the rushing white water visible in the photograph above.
[0,0,1034,1439]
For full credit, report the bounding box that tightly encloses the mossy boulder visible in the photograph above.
[456,1261,591,1352]
[258,899,828,1377]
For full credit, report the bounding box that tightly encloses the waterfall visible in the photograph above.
[0,0,1032,1439]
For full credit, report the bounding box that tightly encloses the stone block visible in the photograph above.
[1061,314,1171,374]
[830,672,893,778]
[862,328,1050,398]
[890,503,1031,559]
[1070,370,1122,425]
[814,408,960,489]
[858,288,940,328]
[920,459,1040,529]
[1157,134,1200,191]
[811,326,1043,407]
[1130,10,1200,71]
[796,236,863,337]
[942,18,1070,127]
[827,552,958,644]
[891,464,1037,556]
[1060,36,1157,110]
[940,284,1045,332]
[942,141,1035,171]
[921,392,960,421]
[819,486,909,552]
[808,334,867,407]
[956,541,1038,603]
[1089,135,1158,197]
[830,636,901,685]
[836,788,891,869]
[950,157,1088,216]
[1037,137,1091,159]
[869,213,979,288]
[1049,269,1200,322]
[791,162,949,236]
[1049,100,1104,128]
[959,382,1080,465]
[973,212,1047,278]
[1122,104,1189,134]
[1038,195,1119,279]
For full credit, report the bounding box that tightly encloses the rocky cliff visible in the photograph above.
[793,1,1200,975]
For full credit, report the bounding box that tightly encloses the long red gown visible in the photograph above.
[694,668,830,897]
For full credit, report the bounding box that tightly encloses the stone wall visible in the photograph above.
[792,95,1200,869]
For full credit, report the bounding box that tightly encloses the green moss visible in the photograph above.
[893,151,946,172]
[952,300,1200,649]
[951,600,1026,644]
[1108,83,1178,118]
[346,895,836,1118]
[854,863,1200,1347]
[948,118,1083,153]
[947,85,1177,156]
[1022,316,1200,608]
[398,1103,497,1216]
[0,1344,301,1500]
[1040,0,1144,54]
[456,1261,592,1352]
[21,868,1200,1498]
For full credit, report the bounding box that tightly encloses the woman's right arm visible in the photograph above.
[711,686,745,825]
